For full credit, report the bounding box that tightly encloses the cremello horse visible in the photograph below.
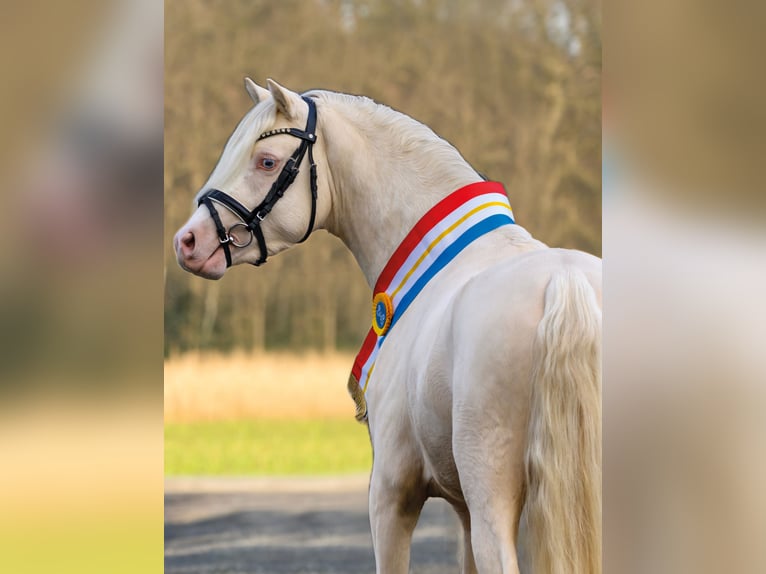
[174,79,601,574]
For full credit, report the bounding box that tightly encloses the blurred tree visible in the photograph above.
[164,0,601,356]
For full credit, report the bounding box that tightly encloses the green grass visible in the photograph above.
[164,419,372,476]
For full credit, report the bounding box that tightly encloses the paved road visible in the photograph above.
[165,477,461,574]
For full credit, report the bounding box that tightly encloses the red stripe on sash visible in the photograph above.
[353,181,509,382]
[373,181,507,294]
[352,329,378,381]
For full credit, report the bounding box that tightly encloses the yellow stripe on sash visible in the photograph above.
[389,201,511,299]
[362,362,375,393]
[361,199,512,398]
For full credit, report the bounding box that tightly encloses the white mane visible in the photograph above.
[308,90,479,194]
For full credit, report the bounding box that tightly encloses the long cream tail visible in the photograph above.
[524,269,602,574]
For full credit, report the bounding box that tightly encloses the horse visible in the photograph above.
[173,78,602,574]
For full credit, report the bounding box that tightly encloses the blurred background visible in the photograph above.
[604,1,766,572]
[0,0,163,573]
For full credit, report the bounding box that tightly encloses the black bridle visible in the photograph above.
[197,95,318,267]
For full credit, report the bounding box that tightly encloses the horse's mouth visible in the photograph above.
[177,244,227,280]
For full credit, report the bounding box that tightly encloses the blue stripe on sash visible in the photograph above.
[369,213,514,356]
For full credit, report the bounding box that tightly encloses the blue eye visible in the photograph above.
[259,157,277,170]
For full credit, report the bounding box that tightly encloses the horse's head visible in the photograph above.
[174,79,331,279]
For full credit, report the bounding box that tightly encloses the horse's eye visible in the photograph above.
[259,157,277,170]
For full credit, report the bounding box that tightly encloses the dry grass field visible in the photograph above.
[164,352,357,422]
[164,353,371,475]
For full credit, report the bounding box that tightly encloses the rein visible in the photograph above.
[197,95,319,267]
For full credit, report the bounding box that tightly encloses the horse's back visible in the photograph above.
[449,246,601,378]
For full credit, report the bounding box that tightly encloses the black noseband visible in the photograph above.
[197,95,319,267]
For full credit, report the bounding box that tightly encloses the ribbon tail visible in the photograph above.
[347,372,368,423]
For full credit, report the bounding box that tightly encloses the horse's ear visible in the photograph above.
[244,77,270,105]
[267,78,300,120]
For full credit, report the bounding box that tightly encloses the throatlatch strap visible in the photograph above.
[299,145,318,244]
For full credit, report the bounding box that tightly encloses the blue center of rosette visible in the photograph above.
[375,301,387,329]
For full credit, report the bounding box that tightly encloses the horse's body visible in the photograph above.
[174,80,601,574]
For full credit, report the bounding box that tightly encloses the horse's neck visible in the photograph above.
[321,99,482,287]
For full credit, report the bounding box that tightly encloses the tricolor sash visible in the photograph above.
[348,181,515,420]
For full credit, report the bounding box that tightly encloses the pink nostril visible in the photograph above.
[180,230,196,257]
